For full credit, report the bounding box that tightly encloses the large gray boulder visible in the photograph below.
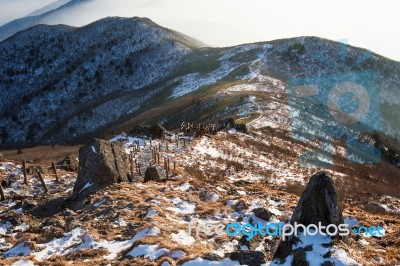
[291,172,343,227]
[273,172,344,263]
[73,139,130,195]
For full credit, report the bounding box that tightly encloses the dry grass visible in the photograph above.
[0,123,399,265]
[284,181,306,197]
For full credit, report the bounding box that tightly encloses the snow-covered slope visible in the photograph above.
[0,17,399,152]
[0,17,204,146]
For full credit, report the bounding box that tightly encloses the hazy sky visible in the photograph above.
[1,0,399,61]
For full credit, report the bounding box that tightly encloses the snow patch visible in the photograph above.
[126,244,168,260]
[5,241,32,257]
[182,257,240,266]
[171,230,195,245]
[79,182,93,193]
[12,259,34,266]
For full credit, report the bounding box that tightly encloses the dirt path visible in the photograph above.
[0,145,81,164]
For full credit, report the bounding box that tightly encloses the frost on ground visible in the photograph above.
[270,232,359,266]
[0,125,399,265]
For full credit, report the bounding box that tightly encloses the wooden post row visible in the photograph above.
[130,156,134,180]
[51,162,59,182]
[165,159,169,179]
[22,160,27,185]
[37,171,48,193]
[0,182,5,201]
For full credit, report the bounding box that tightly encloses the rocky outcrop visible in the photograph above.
[130,124,168,139]
[73,139,130,195]
[273,172,344,263]
[144,166,163,182]
[56,155,79,172]
[291,172,343,227]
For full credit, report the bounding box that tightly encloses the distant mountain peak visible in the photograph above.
[0,0,94,41]
[27,0,72,17]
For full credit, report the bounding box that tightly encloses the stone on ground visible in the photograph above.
[273,171,344,264]
[73,138,130,195]
[144,166,164,182]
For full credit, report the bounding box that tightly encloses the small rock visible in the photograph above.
[125,203,134,210]
[252,207,272,221]
[373,256,385,263]
[363,202,387,214]
[17,199,37,211]
[292,248,308,266]
[144,166,164,182]
[98,229,108,235]
[61,209,75,216]
[56,155,79,172]
[233,199,248,212]
[96,207,115,218]
[200,191,219,202]
[230,250,266,266]
[323,250,332,258]
[203,253,223,261]
[239,234,264,250]
[321,261,335,266]
[264,237,280,257]
[304,245,313,252]
[321,242,334,248]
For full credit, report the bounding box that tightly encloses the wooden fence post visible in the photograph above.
[165,159,169,180]
[130,155,134,181]
[37,171,48,193]
[51,162,59,182]
[22,160,27,185]
[0,182,5,201]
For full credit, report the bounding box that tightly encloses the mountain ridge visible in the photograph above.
[0,17,399,151]
[0,0,94,41]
